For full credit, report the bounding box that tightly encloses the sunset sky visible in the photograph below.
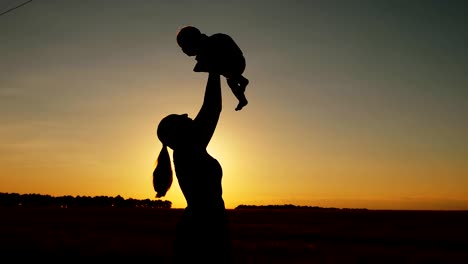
[1,0,467,210]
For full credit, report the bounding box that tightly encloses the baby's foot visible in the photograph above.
[235,98,248,111]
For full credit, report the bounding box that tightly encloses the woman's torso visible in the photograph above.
[173,147,225,211]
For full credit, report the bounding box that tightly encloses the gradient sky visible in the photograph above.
[1,0,467,210]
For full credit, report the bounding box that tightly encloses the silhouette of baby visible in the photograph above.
[177,25,249,111]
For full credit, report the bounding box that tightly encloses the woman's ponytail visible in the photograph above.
[153,145,173,198]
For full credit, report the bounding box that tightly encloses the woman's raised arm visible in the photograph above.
[194,72,222,147]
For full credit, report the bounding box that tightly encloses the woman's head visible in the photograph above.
[153,113,192,198]
[176,25,202,56]
[157,113,192,150]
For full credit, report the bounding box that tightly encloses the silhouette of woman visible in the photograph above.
[153,72,231,263]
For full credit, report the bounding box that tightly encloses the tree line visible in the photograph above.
[235,204,368,211]
[0,192,172,209]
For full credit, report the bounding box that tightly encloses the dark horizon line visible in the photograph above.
[2,192,467,211]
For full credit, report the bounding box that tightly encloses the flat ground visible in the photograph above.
[0,207,467,263]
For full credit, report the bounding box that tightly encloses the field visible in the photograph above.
[1,207,467,263]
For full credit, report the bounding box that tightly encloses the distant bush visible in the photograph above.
[0,192,171,209]
[235,204,368,211]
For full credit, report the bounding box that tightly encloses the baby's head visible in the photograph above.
[176,25,202,56]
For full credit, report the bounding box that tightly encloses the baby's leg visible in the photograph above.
[238,75,249,92]
[227,77,248,111]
